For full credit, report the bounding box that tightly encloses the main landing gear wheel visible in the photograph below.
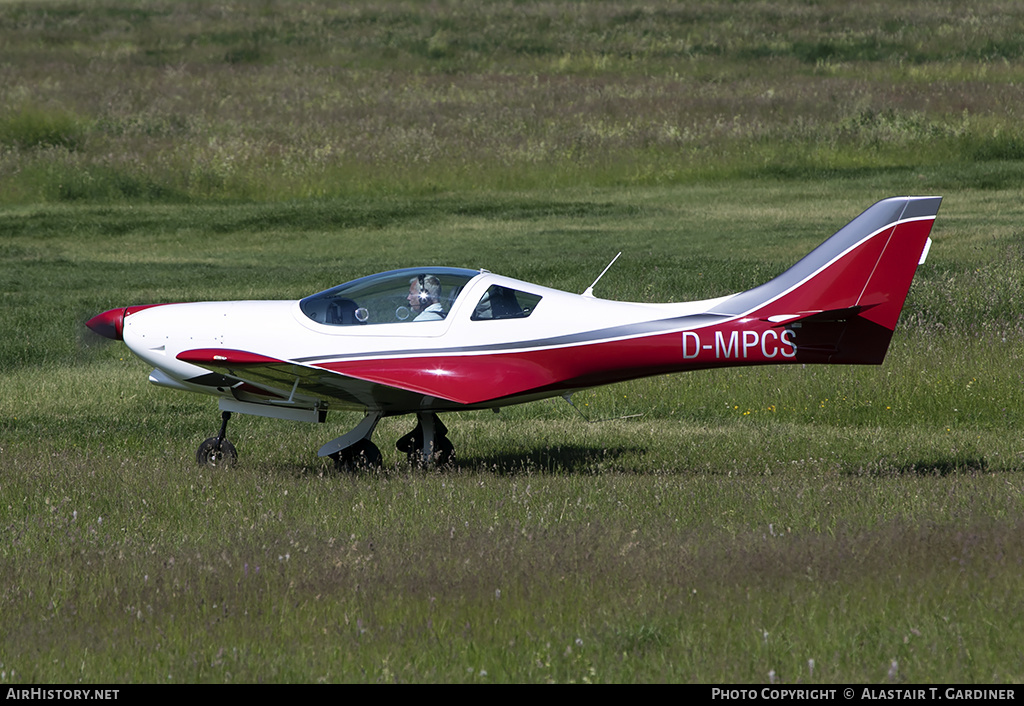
[330,438,383,472]
[423,436,455,466]
[196,410,238,469]
[396,413,455,466]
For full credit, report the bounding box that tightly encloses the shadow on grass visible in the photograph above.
[450,443,644,475]
[301,443,646,476]
[857,457,990,477]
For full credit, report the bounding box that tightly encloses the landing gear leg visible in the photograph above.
[196,411,238,468]
[396,412,454,466]
[318,412,384,472]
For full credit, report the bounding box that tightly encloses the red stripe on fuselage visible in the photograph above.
[316,333,683,405]
[314,319,806,406]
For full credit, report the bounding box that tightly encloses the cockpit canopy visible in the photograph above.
[300,267,482,326]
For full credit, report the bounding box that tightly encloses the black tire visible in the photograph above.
[395,427,419,454]
[432,435,455,466]
[331,439,383,472]
[406,435,455,467]
[196,437,238,469]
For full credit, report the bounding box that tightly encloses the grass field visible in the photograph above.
[2,0,1024,684]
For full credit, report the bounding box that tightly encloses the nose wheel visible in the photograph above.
[196,411,238,468]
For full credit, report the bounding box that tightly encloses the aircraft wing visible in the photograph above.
[176,348,469,412]
[177,345,601,411]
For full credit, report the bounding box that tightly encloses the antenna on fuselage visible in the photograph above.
[582,252,622,298]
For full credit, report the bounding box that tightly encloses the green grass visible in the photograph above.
[3,0,1024,684]
[4,183,1024,683]
[3,445,1023,682]
[5,0,1024,202]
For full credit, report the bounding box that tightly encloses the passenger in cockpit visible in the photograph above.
[408,274,445,321]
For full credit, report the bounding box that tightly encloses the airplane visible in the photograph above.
[86,196,941,470]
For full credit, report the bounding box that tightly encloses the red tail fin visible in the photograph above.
[712,197,941,364]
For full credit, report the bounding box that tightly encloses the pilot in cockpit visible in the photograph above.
[407,274,445,321]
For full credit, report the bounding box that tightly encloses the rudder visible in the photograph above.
[709,196,941,364]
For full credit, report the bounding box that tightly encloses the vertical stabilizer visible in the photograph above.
[712,196,941,363]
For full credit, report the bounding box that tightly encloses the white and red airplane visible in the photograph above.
[87,196,941,469]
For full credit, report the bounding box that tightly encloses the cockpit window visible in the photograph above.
[471,285,542,320]
[301,267,480,326]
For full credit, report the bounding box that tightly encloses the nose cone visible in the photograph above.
[86,307,126,340]
[86,304,170,341]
